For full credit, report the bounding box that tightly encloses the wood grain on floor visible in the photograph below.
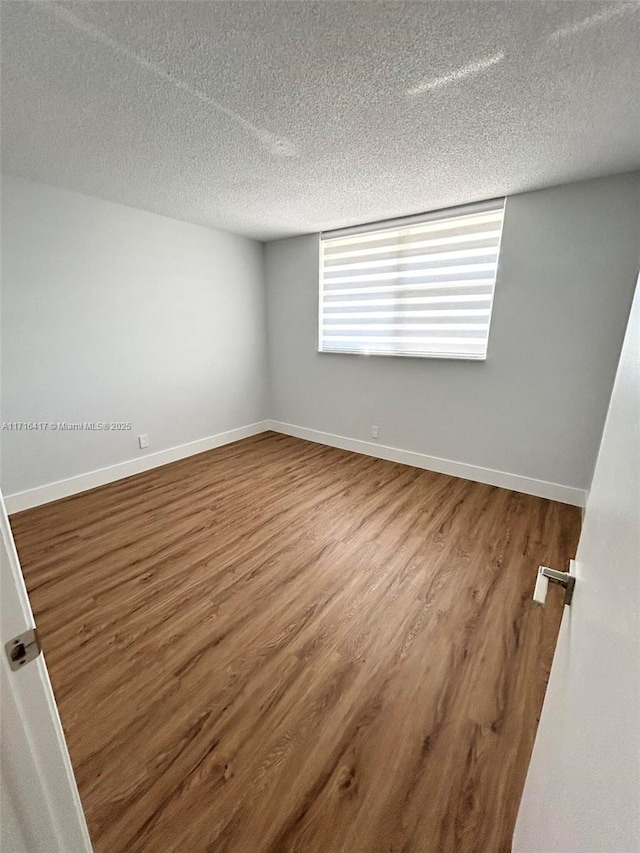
[10,432,581,853]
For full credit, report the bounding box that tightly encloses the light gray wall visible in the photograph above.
[3,172,638,499]
[265,172,640,492]
[1,175,268,495]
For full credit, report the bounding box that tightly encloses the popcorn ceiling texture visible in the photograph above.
[1,0,639,240]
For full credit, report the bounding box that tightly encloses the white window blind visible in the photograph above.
[319,198,505,360]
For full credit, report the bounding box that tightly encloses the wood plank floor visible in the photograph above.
[10,432,581,853]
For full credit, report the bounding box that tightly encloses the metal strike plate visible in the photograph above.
[5,628,41,671]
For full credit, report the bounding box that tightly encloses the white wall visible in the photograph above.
[265,172,640,496]
[1,176,267,496]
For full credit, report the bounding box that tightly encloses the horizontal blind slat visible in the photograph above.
[325,264,498,286]
[322,230,503,264]
[326,282,493,305]
[324,345,487,354]
[323,335,488,344]
[323,246,500,275]
[324,325,488,332]
[322,309,491,319]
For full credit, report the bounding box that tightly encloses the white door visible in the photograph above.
[514,276,640,852]
[0,491,93,853]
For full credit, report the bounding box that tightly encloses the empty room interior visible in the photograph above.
[1,2,639,853]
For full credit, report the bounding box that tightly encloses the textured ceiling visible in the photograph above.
[1,1,639,240]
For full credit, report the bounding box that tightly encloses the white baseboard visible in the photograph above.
[5,421,270,514]
[5,418,585,514]
[267,420,586,507]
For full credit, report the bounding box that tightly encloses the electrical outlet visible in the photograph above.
[138,434,149,449]
[371,425,379,440]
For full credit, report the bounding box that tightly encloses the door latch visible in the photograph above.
[5,628,42,671]
[533,565,576,606]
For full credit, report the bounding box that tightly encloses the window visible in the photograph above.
[319,198,505,360]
